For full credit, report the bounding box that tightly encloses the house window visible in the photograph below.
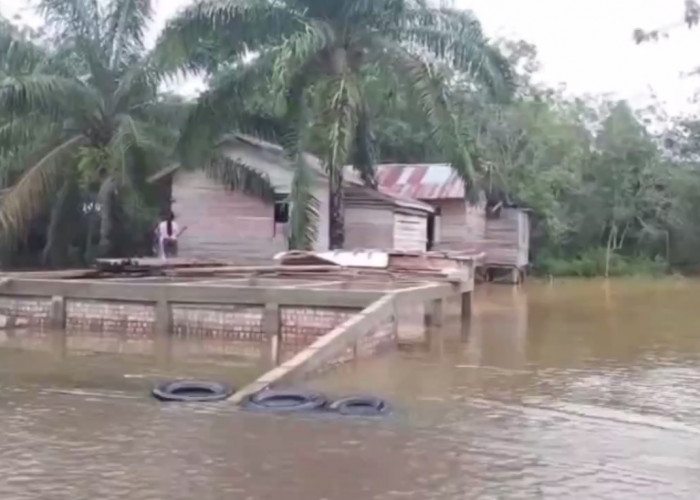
[274,195,289,224]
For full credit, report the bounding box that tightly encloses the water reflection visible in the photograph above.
[2,280,700,498]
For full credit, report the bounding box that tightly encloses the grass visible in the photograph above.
[534,248,668,278]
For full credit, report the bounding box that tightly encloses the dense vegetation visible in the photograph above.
[157,0,512,249]
[2,0,700,276]
[367,39,700,276]
[0,1,186,267]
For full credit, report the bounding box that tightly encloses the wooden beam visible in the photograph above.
[393,283,456,306]
[278,280,348,290]
[0,279,384,308]
[230,295,396,404]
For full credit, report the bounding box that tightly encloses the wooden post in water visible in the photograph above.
[425,298,445,328]
[461,291,473,322]
[262,303,281,366]
[154,299,172,363]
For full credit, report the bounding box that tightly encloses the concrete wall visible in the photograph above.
[0,296,395,365]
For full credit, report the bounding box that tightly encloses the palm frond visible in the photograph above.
[288,152,320,250]
[0,21,46,75]
[154,0,302,77]
[0,115,58,156]
[271,19,335,98]
[205,155,276,201]
[280,80,319,250]
[0,74,89,118]
[321,74,361,175]
[0,134,86,247]
[105,0,153,69]
[177,56,286,166]
[109,113,172,187]
[393,6,514,99]
[341,0,409,28]
[321,74,361,249]
[385,46,482,200]
[350,101,377,188]
[113,58,161,112]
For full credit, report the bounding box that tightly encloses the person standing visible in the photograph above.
[156,211,183,260]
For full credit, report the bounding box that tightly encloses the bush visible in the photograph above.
[534,248,668,277]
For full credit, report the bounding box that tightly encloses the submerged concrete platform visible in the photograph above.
[0,253,479,402]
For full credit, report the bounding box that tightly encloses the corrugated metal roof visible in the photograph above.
[345,185,435,214]
[376,164,465,200]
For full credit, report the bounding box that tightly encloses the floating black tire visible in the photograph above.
[243,389,327,413]
[328,396,391,416]
[152,380,234,402]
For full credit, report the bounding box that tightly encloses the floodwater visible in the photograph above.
[2,280,700,499]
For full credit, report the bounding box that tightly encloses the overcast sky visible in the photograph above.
[3,0,700,115]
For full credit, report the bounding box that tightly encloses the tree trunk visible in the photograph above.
[97,176,117,258]
[605,224,616,278]
[328,165,345,250]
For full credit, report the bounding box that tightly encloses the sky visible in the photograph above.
[2,0,700,116]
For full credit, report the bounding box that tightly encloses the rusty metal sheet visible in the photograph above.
[376,164,466,200]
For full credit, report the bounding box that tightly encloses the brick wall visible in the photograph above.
[67,300,155,339]
[172,305,264,341]
[280,307,357,361]
[0,297,51,328]
[0,297,395,365]
[305,315,398,377]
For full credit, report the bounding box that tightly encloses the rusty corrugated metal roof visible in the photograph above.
[376,164,465,200]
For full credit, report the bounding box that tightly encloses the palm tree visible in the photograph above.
[158,0,512,250]
[0,0,184,266]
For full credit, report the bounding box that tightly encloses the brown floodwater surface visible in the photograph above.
[2,279,700,499]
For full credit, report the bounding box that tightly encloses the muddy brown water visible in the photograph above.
[2,280,700,499]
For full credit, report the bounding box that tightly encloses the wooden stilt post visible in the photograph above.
[425,298,445,328]
[461,291,473,322]
[262,303,281,366]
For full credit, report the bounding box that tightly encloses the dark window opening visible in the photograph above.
[274,195,289,224]
[427,214,436,251]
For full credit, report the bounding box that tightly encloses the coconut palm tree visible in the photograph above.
[157,0,512,250]
[0,0,184,266]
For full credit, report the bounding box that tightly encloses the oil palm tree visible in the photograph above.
[158,0,512,250]
[0,0,184,265]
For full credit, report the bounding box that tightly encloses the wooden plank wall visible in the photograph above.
[345,207,394,249]
[172,171,286,263]
[465,200,487,245]
[393,213,427,251]
[482,209,529,268]
[432,200,466,250]
[432,199,485,251]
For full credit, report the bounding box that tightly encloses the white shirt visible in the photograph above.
[158,220,180,241]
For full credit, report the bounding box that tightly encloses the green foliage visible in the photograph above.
[367,36,700,277]
[0,2,185,267]
[536,250,667,278]
[158,0,512,249]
